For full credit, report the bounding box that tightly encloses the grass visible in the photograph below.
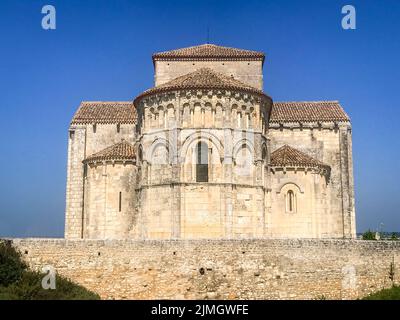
[362,286,400,300]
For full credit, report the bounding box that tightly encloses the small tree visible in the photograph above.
[362,230,376,240]
[390,233,399,241]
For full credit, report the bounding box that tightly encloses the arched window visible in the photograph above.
[196,141,208,182]
[286,190,296,213]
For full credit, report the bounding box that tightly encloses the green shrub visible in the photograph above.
[362,286,400,300]
[390,233,399,241]
[0,271,100,300]
[362,230,376,240]
[0,240,27,286]
[0,240,100,300]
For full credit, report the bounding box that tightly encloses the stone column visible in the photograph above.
[172,94,182,238]
[339,123,356,238]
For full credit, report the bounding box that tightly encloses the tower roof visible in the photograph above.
[71,102,137,125]
[152,44,265,62]
[270,101,350,123]
[134,67,269,104]
[270,145,330,170]
[83,140,136,164]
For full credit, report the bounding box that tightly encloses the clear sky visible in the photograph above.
[0,0,399,237]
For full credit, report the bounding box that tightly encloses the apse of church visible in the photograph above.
[65,44,355,240]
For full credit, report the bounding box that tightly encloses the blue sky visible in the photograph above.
[0,0,399,237]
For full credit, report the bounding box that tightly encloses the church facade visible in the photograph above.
[65,44,355,240]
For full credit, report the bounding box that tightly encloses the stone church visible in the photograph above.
[65,44,355,240]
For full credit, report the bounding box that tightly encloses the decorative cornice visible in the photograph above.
[268,121,350,130]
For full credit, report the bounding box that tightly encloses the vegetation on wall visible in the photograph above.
[362,254,398,300]
[0,240,100,300]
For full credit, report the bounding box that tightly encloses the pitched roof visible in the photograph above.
[270,145,330,170]
[270,101,350,123]
[71,102,137,125]
[152,44,264,62]
[84,140,136,163]
[134,67,268,104]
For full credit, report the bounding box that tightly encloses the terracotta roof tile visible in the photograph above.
[84,140,136,163]
[270,145,330,170]
[71,101,137,125]
[270,101,350,123]
[134,67,268,104]
[153,44,264,61]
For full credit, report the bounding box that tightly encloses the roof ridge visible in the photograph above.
[152,43,265,61]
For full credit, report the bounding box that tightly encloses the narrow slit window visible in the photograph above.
[119,192,122,212]
[138,146,143,164]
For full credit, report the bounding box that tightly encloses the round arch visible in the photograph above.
[232,138,255,159]
[276,182,304,194]
[146,137,176,165]
[180,131,224,162]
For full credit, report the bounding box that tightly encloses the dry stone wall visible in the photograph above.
[10,239,400,300]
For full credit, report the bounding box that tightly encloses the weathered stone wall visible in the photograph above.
[154,60,264,90]
[268,122,355,238]
[10,239,399,300]
[65,123,136,239]
[268,170,332,238]
[84,163,138,239]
